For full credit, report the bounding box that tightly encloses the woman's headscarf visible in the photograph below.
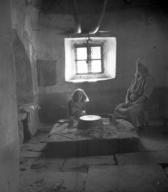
[71,88,89,103]
[135,59,149,78]
[129,60,149,95]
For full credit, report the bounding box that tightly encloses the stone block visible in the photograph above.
[86,165,168,192]
[63,155,115,171]
[116,152,155,165]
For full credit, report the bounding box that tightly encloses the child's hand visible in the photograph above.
[85,97,90,102]
[81,110,86,115]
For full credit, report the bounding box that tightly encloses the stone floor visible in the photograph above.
[20,125,168,192]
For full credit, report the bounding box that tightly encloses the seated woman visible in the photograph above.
[113,58,154,128]
[68,88,90,122]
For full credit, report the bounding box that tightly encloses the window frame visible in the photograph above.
[64,37,116,83]
[74,43,104,75]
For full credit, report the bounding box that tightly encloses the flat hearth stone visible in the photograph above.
[43,119,139,157]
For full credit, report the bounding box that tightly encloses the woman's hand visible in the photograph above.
[123,102,132,108]
[129,93,137,102]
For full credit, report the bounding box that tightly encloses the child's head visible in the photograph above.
[71,88,89,103]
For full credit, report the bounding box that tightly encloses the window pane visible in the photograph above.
[91,46,101,59]
[77,61,88,74]
[76,47,87,60]
[91,60,102,73]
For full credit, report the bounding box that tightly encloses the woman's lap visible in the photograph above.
[114,103,144,126]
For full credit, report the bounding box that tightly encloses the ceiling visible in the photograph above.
[31,0,168,15]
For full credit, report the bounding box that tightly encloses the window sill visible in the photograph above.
[67,74,114,83]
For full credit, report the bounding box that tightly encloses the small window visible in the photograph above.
[75,45,103,74]
[65,37,116,82]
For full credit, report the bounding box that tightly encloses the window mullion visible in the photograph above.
[88,46,91,73]
[75,47,78,74]
[101,45,103,73]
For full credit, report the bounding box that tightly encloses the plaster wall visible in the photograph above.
[0,0,19,191]
[35,7,168,124]
[12,0,39,97]
[13,30,34,104]
[12,0,40,134]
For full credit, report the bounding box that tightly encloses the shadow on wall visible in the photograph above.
[86,89,125,115]
[13,30,34,104]
[145,87,168,121]
[39,93,69,124]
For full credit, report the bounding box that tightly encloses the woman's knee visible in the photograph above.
[115,103,126,110]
